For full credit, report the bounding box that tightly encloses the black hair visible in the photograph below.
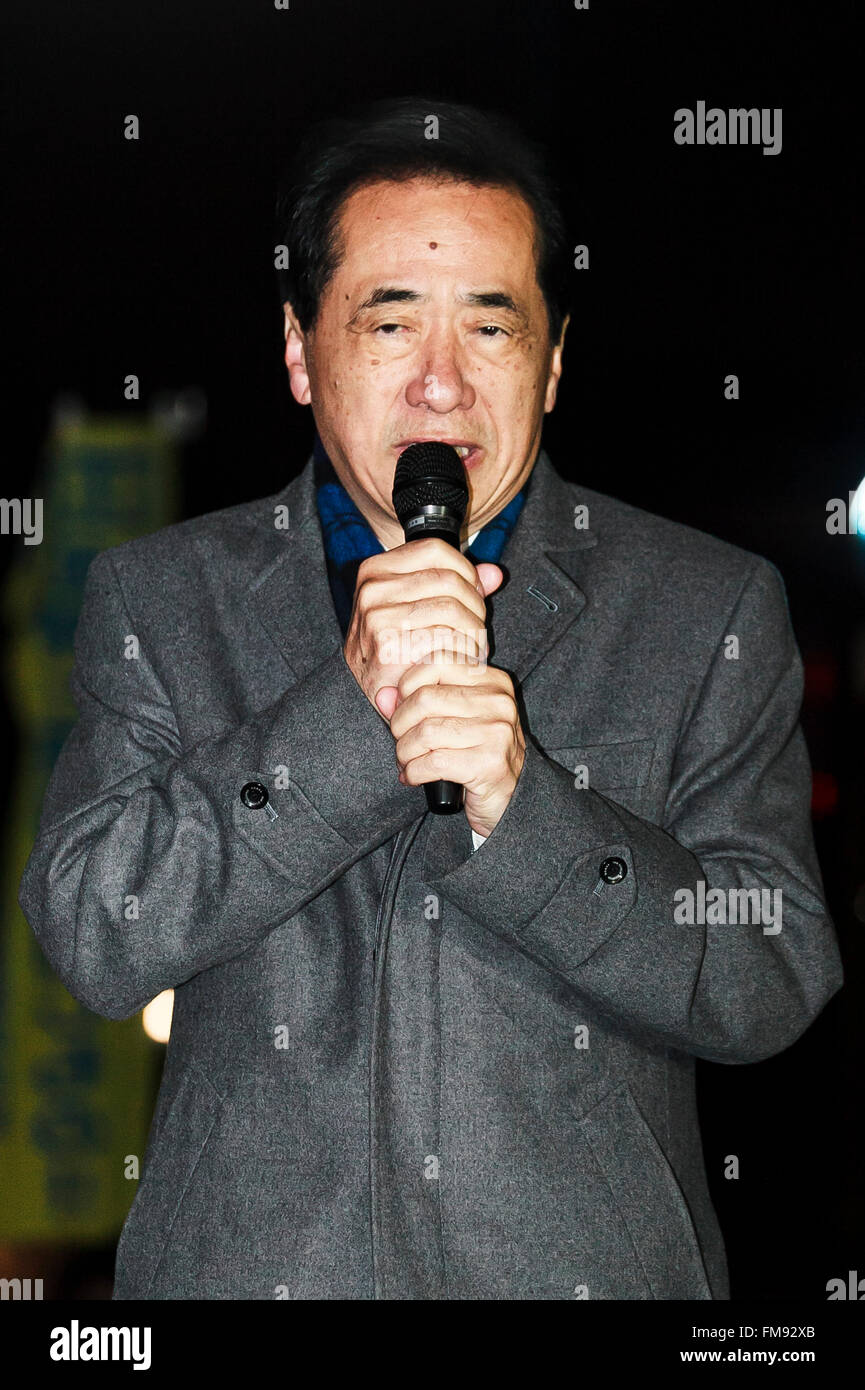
[274,96,571,345]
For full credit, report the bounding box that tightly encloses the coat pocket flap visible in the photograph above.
[544,737,655,788]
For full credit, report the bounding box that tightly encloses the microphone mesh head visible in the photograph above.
[392,442,469,527]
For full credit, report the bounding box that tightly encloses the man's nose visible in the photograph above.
[404,341,476,412]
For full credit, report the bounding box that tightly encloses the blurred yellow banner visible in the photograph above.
[1,417,178,1240]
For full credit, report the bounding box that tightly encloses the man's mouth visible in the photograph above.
[394,439,484,469]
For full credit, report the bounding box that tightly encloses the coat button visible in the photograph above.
[599,855,627,884]
[240,781,269,810]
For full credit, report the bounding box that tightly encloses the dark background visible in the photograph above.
[3,0,863,1299]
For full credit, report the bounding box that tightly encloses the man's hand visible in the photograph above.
[343,537,501,718]
[388,652,526,838]
[343,536,523,834]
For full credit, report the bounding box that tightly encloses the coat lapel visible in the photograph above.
[250,446,597,691]
[481,448,596,684]
[249,454,343,685]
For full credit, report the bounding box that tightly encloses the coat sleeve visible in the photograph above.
[424,557,844,1064]
[18,548,426,1021]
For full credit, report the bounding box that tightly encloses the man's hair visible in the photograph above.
[274,96,571,345]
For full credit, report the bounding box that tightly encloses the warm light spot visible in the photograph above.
[142,989,174,1043]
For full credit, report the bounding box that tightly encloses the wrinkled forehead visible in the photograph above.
[331,176,542,297]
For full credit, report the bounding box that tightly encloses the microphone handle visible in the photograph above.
[426,777,465,815]
[404,521,469,816]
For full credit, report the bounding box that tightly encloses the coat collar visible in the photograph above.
[250,446,597,689]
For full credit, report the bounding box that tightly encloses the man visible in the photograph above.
[19,98,842,1300]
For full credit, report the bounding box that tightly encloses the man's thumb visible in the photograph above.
[476,562,504,597]
[375,685,399,720]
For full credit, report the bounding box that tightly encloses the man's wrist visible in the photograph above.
[422,738,628,932]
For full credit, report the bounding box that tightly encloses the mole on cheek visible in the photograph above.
[429,242,437,249]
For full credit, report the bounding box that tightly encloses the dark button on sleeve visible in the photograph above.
[599,855,628,884]
[240,780,269,810]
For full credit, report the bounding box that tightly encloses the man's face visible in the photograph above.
[283,176,568,548]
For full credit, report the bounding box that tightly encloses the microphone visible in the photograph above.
[392,441,471,816]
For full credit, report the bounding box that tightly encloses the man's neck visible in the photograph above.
[312,432,516,550]
[326,461,477,551]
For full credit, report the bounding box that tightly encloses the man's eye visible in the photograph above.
[374,323,407,335]
[476,324,508,337]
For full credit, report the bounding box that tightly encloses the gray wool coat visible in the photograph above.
[18,447,843,1300]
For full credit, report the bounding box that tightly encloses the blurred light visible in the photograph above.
[850,626,865,701]
[803,653,838,704]
[51,392,86,428]
[149,387,207,442]
[142,989,174,1043]
[811,770,838,819]
[851,476,865,537]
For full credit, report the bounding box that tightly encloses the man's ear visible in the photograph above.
[543,312,569,414]
[283,301,312,406]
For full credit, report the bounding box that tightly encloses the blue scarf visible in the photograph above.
[313,432,528,637]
